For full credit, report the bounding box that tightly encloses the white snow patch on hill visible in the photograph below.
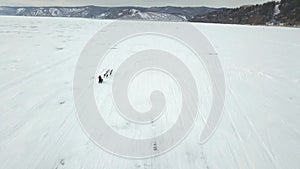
[274,4,281,16]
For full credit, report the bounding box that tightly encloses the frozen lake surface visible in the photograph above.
[0,16,299,169]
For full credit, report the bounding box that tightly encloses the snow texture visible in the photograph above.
[0,16,299,169]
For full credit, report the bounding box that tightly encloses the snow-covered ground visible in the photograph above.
[0,16,299,169]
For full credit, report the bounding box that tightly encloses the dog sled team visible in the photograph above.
[98,69,113,84]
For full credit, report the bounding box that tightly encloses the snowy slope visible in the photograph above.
[274,4,281,16]
[0,16,299,169]
[116,9,185,21]
[0,6,220,22]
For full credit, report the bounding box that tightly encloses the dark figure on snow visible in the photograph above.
[110,69,113,76]
[98,75,103,84]
[104,69,110,78]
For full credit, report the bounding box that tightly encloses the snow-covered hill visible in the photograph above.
[191,1,300,26]
[0,16,299,169]
[0,6,218,22]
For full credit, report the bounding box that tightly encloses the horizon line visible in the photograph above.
[0,1,276,9]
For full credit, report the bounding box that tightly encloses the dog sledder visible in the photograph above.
[98,69,113,84]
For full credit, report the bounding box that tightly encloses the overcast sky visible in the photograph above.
[1,0,273,8]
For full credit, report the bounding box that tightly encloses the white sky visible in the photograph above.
[0,0,272,8]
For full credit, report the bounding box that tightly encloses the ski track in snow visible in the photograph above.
[0,16,299,169]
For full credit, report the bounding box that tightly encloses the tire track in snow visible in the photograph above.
[226,88,255,169]
[228,87,282,169]
[225,135,241,169]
